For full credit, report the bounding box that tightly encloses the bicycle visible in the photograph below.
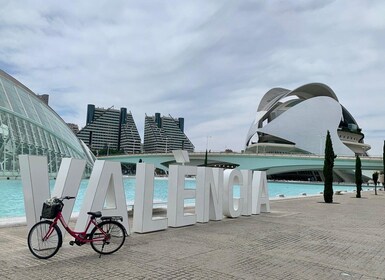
[27,196,127,259]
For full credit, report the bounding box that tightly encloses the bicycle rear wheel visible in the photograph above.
[27,220,62,259]
[90,221,126,255]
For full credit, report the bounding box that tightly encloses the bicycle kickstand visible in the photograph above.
[99,241,106,258]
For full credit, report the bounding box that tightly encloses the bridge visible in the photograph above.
[99,152,383,175]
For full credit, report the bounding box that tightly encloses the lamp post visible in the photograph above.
[205,136,212,166]
[206,136,212,151]
[165,137,168,153]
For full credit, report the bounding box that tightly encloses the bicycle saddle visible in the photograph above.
[87,211,102,218]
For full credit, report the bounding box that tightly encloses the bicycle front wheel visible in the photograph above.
[90,221,126,255]
[27,220,62,259]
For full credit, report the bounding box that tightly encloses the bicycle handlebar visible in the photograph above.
[61,196,76,200]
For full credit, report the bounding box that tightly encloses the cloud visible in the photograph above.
[1,0,385,155]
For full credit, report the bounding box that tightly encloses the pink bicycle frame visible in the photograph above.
[43,211,107,243]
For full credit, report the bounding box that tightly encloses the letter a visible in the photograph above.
[75,160,129,233]
[252,171,270,214]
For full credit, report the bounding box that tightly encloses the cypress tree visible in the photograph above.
[373,172,378,195]
[323,131,335,203]
[382,141,385,190]
[355,155,362,198]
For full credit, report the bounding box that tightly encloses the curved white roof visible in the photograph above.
[0,70,94,176]
[246,82,369,156]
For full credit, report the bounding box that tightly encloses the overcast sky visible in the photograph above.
[1,0,385,155]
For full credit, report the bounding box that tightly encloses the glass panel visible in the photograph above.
[50,134,59,153]
[40,106,54,132]
[30,97,45,124]
[0,78,12,110]
[36,127,46,149]
[22,119,33,144]
[28,123,38,147]
[18,90,40,123]
[7,114,18,141]
[2,79,26,116]
[44,130,53,151]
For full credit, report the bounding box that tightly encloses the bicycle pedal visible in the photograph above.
[69,241,75,246]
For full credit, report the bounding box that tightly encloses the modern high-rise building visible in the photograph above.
[36,94,49,106]
[67,123,79,134]
[143,113,194,153]
[0,70,94,178]
[77,104,141,155]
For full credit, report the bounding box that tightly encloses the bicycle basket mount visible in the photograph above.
[41,198,63,219]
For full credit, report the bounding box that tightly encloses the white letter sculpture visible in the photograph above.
[19,155,85,231]
[75,160,130,233]
[241,170,253,216]
[167,165,197,227]
[196,167,223,222]
[223,169,244,218]
[133,163,168,233]
[252,171,270,214]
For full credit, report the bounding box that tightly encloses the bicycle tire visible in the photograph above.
[90,220,126,255]
[27,220,62,259]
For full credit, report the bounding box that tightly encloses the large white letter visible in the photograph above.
[20,155,50,230]
[19,156,86,230]
[252,171,270,214]
[75,160,129,233]
[196,167,224,223]
[167,165,197,227]
[241,170,253,216]
[133,163,168,233]
[223,169,243,218]
[51,158,86,233]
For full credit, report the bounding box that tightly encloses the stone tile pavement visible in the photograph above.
[1,190,385,279]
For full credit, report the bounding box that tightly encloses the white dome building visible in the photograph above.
[0,70,94,178]
[245,83,370,156]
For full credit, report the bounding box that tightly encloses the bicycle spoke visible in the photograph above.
[90,221,126,255]
[28,221,62,259]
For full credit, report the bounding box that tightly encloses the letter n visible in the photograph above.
[196,167,223,222]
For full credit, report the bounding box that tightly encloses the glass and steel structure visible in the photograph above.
[0,70,94,178]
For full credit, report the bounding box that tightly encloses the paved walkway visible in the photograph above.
[1,191,385,279]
